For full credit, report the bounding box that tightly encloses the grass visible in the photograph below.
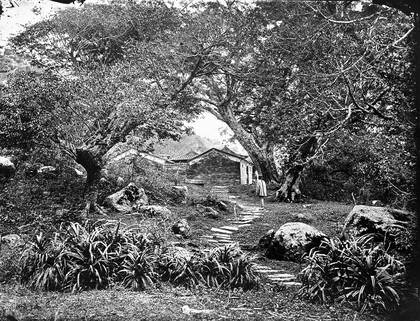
[0,179,395,321]
[0,283,386,321]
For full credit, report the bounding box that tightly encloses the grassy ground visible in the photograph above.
[0,182,391,321]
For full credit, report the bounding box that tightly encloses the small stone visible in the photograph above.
[172,219,191,238]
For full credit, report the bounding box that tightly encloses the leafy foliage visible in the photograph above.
[200,244,260,290]
[159,246,201,288]
[20,221,157,292]
[19,222,259,292]
[298,234,407,313]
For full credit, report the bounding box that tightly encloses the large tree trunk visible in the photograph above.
[275,136,318,201]
[275,165,303,202]
[76,145,107,217]
[217,102,283,183]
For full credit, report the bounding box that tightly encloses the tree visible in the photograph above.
[144,1,414,201]
[2,1,199,215]
[372,0,420,313]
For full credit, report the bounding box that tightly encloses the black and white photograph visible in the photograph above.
[0,0,419,320]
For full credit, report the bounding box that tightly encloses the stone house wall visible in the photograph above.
[186,150,241,186]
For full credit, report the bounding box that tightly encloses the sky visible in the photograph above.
[190,113,232,141]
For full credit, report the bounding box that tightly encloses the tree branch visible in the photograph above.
[306,4,379,25]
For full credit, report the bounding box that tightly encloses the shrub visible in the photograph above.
[158,244,260,290]
[298,234,407,313]
[118,244,158,290]
[200,244,260,290]
[19,223,260,292]
[19,221,158,292]
[20,232,67,291]
[158,246,201,288]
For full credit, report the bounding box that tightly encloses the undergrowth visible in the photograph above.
[298,234,407,313]
[18,221,260,292]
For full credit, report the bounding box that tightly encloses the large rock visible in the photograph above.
[341,205,416,254]
[104,183,148,213]
[137,205,172,218]
[0,156,15,180]
[172,219,191,238]
[171,186,188,203]
[266,222,327,262]
[0,234,24,248]
[196,204,220,219]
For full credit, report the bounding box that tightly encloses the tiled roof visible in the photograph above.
[171,147,252,165]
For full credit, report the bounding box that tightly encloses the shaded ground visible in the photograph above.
[0,184,389,321]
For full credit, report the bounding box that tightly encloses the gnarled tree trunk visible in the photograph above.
[217,102,283,183]
[75,145,107,217]
[275,136,318,202]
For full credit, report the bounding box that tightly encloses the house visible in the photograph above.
[105,142,253,187]
[109,148,173,168]
[170,147,253,186]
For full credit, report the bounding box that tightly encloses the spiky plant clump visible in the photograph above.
[19,221,158,292]
[158,246,201,288]
[298,234,407,313]
[200,244,260,290]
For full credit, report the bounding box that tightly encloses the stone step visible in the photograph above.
[230,220,253,224]
[239,217,259,221]
[236,224,252,228]
[201,239,220,244]
[218,226,239,232]
[211,227,233,234]
[229,217,254,221]
[276,281,302,289]
[266,273,296,279]
[217,239,234,244]
[240,213,264,216]
[254,269,284,274]
[212,233,232,239]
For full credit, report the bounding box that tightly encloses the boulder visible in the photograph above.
[341,205,416,254]
[0,234,24,248]
[104,183,148,213]
[172,185,188,203]
[137,205,171,218]
[0,156,15,180]
[266,222,327,262]
[172,219,191,238]
[196,204,220,219]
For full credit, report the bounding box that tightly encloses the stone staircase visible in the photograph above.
[200,202,302,289]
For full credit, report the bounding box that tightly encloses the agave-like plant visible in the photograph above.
[228,253,260,290]
[200,252,230,288]
[158,247,201,288]
[298,234,406,312]
[199,244,260,290]
[20,232,68,291]
[118,244,158,290]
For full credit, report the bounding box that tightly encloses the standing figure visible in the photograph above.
[256,175,267,209]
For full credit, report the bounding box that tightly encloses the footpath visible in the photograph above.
[200,186,302,288]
